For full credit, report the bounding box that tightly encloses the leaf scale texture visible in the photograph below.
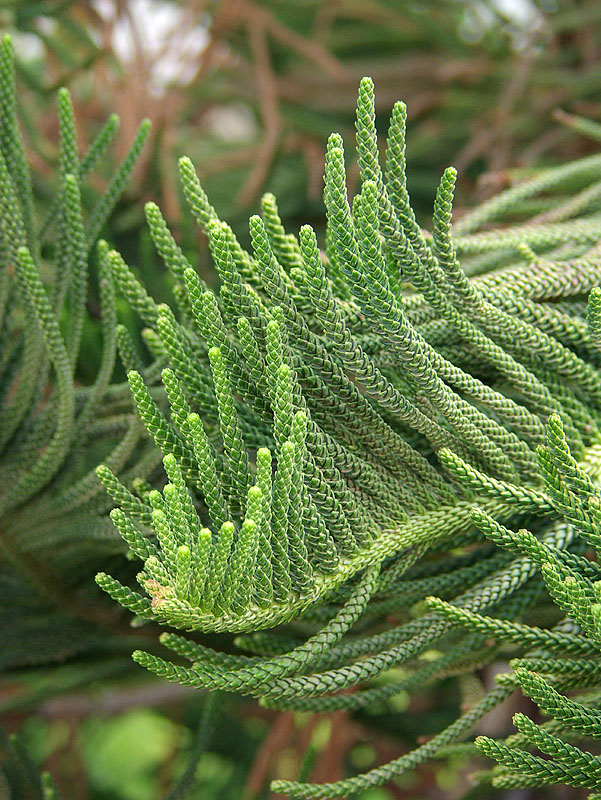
[6,37,601,797]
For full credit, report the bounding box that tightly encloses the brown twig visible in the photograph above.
[244,710,295,798]
[243,1,348,82]
[237,8,281,207]
[310,710,359,785]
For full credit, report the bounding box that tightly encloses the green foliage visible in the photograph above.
[0,33,154,671]
[95,73,601,797]
[433,413,601,795]
[8,24,601,800]
[0,723,64,800]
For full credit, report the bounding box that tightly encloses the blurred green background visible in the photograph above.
[3,1,601,797]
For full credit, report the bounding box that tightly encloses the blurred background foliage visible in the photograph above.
[3,0,601,797]
[7,0,601,237]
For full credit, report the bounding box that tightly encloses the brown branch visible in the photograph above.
[310,710,359,785]
[239,0,348,82]
[237,11,281,207]
[244,710,295,798]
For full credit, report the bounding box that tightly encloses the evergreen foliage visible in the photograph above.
[97,76,601,797]
[7,27,601,799]
[0,33,153,671]
[436,414,601,795]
